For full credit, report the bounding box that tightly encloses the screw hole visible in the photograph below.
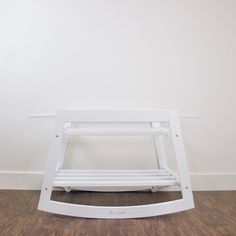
[176,134,179,137]
[56,135,59,138]
[45,188,48,190]
[186,186,188,189]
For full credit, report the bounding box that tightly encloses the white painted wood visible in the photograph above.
[68,186,152,192]
[37,109,194,218]
[53,180,179,187]
[39,198,194,219]
[64,127,169,136]
[38,110,66,207]
[151,122,167,169]
[58,169,168,173]
[168,110,194,203]
[53,169,179,187]
[28,111,199,120]
[56,169,171,176]
[57,123,71,170]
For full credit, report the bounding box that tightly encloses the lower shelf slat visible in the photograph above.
[53,169,179,188]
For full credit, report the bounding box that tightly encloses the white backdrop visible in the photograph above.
[0,0,236,190]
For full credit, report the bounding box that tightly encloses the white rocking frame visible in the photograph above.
[34,109,194,219]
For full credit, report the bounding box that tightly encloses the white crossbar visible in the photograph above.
[63,127,169,136]
[28,111,199,119]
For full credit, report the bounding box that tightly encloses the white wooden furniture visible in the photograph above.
[31,109,195,219]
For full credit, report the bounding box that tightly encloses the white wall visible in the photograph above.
[0,0,236,190]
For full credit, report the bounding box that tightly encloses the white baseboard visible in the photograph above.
[0,171,43,190]
[190,172,236,191]
[0,171,236,191]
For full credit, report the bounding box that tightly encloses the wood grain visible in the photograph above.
[0,190,235,236]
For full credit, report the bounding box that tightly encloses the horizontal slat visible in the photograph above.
[53,169,179,188]
[58,169,168,173]
[63,127,169,136]
[57,170,170,176]
[53,180,179,187]
[56,172,171,177]
[54,176,176,180]
[28,112,199,119]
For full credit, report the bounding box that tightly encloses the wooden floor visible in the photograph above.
[0,190,235,236]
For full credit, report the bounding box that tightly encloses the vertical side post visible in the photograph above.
[57,122,71,170]
[38,110,66,210]
[169,110,194,203]
[151,122,167,169]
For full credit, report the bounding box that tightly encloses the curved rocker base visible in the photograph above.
[38,198,194,219]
